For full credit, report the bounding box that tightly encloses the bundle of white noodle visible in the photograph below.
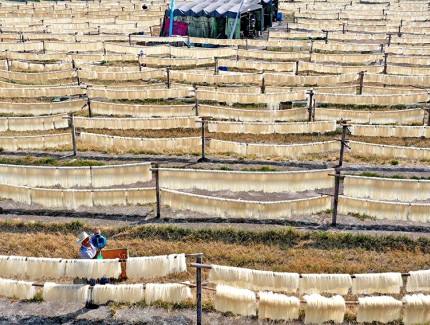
[144,283,192,304]
[214,284,257,316]
[403,294,430,325]
[357,296,402,323]
[406,270,430,292]
[352,272,403,294]
[43,282,89,303]
[303,294,345,324]
[0,256,27,277]
[0,278,35,300]
[209,265,253,289]
[126,254,186,280]
[92,284,145,304]
[252,270,299,292]
[63,259,121,278]
[258,291,300,321]
[299,274,352,295]
[26,257,65,279]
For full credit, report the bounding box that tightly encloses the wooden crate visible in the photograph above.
[102,248,129,279]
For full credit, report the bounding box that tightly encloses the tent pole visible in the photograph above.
[169,0,175,36]
[228,0,245,39]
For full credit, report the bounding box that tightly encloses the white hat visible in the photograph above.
[76,231,90,245]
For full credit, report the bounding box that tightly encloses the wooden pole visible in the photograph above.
[383,53,388,74]
[358,71,365,95]
[166,68,170,89]
[324,30,328,44]
[76,69,80,85]
[197,117,209,162]
[306,89,314,122]
[194,86,199,116]
[261,76,265,94]
[87,98,92,117]
[196,254,203,325]
[332,121,350,227]
[295,61,299,75]
[214,57,218,75]
[70,113,77,156]
[387,33,392,46]
[154,163,160,218]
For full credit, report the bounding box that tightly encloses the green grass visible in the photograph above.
[241,166,278,172]
[0,156,105,167]
[2,220,430,253]
[358,172,430,181]
[348,212,376,221]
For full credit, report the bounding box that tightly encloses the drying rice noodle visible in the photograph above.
[252,270,299,292]
[299,274,352,295]
[0,278,35,300]
[0,256,28,277]
[303,294,345,324]
[403,294,430,325]
[63,259,121,279]
[209,265,253,289]
[144,283,192,304]
[92,284,145,304]
[352,272,403,294]
[357,296,402,323]
[258,291,300,320]
[26,257,65,279]
[43,282,89,303]
[126,254,186,280]
[406,270,430,292]
[214,284,257,316]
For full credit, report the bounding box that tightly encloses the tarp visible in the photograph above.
[170,0,263,18]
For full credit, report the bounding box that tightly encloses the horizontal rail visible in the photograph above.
[190,263,411,278]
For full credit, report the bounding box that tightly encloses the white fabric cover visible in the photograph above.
[214,284,257,316]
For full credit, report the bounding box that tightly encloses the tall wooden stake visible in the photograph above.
[154,163,160,218]
[214,57,218,75]
[166,68,170,89]
[306,89,314,122]
[87,98,92,117]
[261,76,265,94]
[196,254,203,325]
[70,113,77,156]
[332,121,350,227]
[358,71,365,95]
[383,53,388,74]
[197,117,209,162]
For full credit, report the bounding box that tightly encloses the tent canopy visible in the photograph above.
[168,0,265,18]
